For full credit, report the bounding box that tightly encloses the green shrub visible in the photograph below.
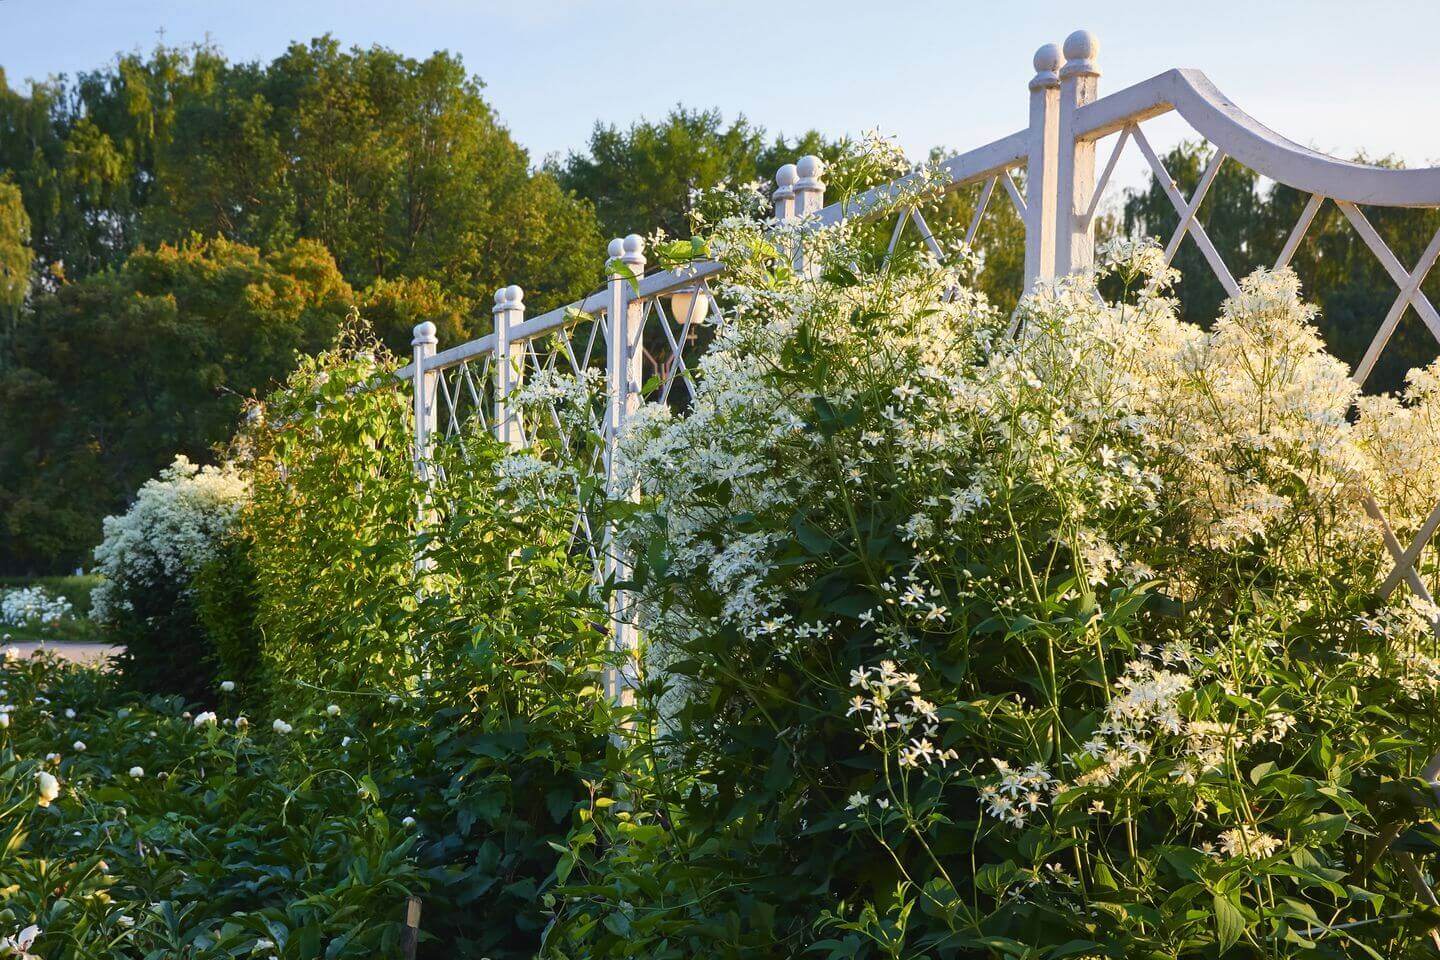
[239,324,627,957]
[194,535,265,700]
[243,330,421,701]
[0,650,423,959]
[541,153,1440,958]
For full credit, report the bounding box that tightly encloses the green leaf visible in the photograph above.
[1213,892,1245,954]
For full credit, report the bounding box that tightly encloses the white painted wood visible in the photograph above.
[1162,149,1227,263]
[812,132,1028,230]
[1379,498,1440,598]
[1056,29,1101,275]
[1336,202,1440,343]
[1001,170,1028,217]
[793,155,826,219]
[1024,42,1061,289]
[965,177,997,245]
[1132,125,1240,297]
[1274,193,1325,269]
[410,322,438,482]
[604,235,646,700]
[1075,69,1440,207]
[492,285,526,449]
[1350,221,1440,385]
[773,163,797,221]
[1085,124,1132,226]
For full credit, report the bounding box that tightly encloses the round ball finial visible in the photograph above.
[411,320,437,347]
[1060,30,1099,78]
[1033,42,1061,74]
[775,163,798,189]
[493,284,524,312]
[607,237,625,259]
[796,155,825,184]
[622,233,645,257]
[1030,42,1062,89]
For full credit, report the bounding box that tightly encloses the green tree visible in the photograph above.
[0,40,603,317]
[0,180,32,350]
[554,106,834,240]
[0,236,354,573]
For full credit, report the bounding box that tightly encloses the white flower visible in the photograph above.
[35,770,59,807]
[235,715,249,729]
[326,704,341,717]
[845,791,868,810]
[193,711,218,728]
[116,914,134,927]
[72,740,86,752]
[271,718,292,734]
[64,708,76,719]
[402,816,416,828]
[220,681,235,693]
[128,766,144,778]
[0,713,8,729]
[1218,825,1282,859]
[0,924,41,958]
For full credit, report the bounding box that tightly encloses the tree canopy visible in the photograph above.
[0,39,602,315]
[0,237,355,573]
[553,106,834,241]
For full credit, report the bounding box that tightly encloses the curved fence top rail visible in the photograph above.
[1076,68,1440,208]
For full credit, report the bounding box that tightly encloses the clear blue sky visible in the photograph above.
[2,0,1436,197]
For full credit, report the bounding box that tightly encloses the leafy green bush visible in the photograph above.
[239,324,628,956]
[541,156,1440,957]
[0,650,423,959]
[193,534,266,700]
[242,329,421,701]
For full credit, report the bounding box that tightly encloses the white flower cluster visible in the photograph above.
[847,660,957,770]
[0,586,72,627]
[90,456,249,622]
[978,760,1060,829]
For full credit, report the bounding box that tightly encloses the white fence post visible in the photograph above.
[1055,29,1100,276]
[410,320,439,582]
[492,285,526,449]
[792,155,826,274]
[604,234,646,700]
[793,154,826,219]
[410,321,438,485]
[1025,42,1062,288]
[773,162,797,221]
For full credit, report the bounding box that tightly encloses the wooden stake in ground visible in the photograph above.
[400,897,422,959]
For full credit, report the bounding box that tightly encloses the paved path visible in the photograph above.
[7,641,120,666]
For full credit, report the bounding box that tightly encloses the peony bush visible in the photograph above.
[0,586,72,628]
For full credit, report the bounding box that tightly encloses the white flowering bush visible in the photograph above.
[545,143,1440,957]
[90,456,248,624]
[0,586,72,628]
[88,456,249,700]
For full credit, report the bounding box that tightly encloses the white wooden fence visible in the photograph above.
[393,29,1440,689]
